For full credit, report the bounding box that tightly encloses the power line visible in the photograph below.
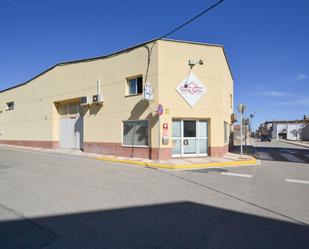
[159,0,225,39]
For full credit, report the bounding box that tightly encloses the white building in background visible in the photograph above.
[272,121,306,140]
[259,119,309,141]
[302,124,309,141]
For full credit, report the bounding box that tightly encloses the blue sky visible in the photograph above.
[0,0,308,129]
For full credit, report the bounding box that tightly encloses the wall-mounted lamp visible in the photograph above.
[184,59,204,88]
[188,59,204,69]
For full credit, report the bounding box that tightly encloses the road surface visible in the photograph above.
[0,141,308,249]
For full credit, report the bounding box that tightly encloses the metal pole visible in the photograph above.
[240,111,243,156]
[158,116,161,160]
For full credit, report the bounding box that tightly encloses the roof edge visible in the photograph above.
[0,37,234,93]
[0,38,159,94]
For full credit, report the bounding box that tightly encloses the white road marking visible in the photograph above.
[258,152,273,160]
[279,148,297,153]
[285,179,309,185]
[221,172,252,178]
[280,153,305,163]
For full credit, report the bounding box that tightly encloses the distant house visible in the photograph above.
[233,124,249,141]
[301,124,309,141]
[258,119,309,141]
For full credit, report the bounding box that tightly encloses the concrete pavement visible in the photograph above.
[0,144,257,170]
[0,142,308,248]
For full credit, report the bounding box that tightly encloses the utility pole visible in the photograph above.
[238,104,246,158]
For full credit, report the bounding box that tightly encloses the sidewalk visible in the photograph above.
[0,144,257,170]
[278,139,309,149]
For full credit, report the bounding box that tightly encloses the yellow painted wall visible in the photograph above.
[157,40,233,148]
[0,41,159,145]
[0,39,233,150]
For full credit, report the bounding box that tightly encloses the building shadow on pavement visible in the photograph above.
[233,145,309,164]
[1,201,309,249]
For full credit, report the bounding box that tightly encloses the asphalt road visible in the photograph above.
[0,141,308,249]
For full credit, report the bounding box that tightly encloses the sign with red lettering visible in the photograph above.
[176,72,207,107]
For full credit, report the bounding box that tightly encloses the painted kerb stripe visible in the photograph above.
[97,157,257,170]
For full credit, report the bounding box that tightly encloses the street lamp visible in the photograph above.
[249,110,258,135]
[237,104,246,158]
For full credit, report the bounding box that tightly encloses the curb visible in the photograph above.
[97,157,257,170]
[278,139,309,149]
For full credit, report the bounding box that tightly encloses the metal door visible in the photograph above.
[59,102,83,150]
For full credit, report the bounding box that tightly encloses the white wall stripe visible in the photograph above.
[221,172,252,178]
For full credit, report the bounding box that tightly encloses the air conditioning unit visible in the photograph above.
[80,96,90,106]
[93,94,104,104]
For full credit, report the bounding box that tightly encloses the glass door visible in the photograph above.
[172,120,208,157]
[172,120,182,157]
[198,120,208,156]
[183,121,197,156]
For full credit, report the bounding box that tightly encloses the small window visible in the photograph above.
[6,101,14,111]
[224,121,229,144]
[123,120,148,146]
[59,102,79,117]
[59,103,68,116]
[68,102,79,115]
[230,94,233,109]
[127,76,143,95]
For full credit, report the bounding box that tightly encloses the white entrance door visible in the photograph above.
[172,120,208,157]
[59,102,83,150]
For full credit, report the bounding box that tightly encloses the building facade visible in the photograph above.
[258,119,309,141]
[301,124,309,141]
[0,39,234,159]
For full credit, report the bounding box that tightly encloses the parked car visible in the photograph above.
[261,135,271,142]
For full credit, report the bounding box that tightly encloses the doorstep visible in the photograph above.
[97,152,258,170]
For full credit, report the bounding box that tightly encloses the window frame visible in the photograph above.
[224,121,229,144]
[126,75,143,96]
[122,119,149,147]
[58,102,80,118]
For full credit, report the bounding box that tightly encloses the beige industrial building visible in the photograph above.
[0,39,234,159]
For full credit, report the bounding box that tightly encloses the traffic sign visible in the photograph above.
[143,82,154,101]
[156,104,164,116]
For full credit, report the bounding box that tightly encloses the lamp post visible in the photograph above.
[237,104,246,157]
[249,110,257,137]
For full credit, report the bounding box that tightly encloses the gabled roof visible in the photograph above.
[0,38,233,94]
